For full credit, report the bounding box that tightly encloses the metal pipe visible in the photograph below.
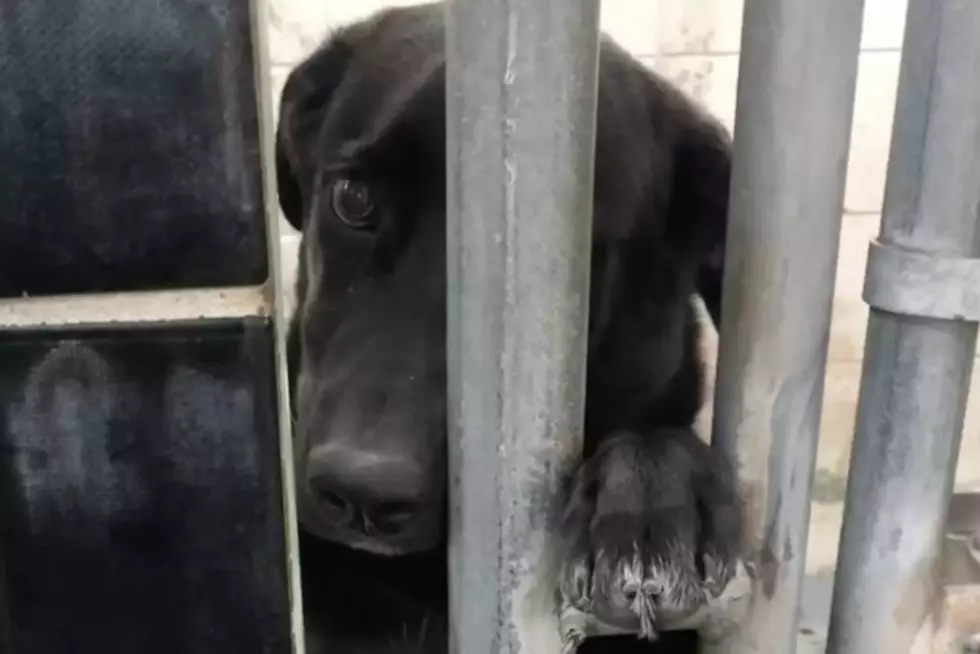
[249,0,307,650]
[704,0,866,651]
[444,2,601,654]
[825,0,980,650]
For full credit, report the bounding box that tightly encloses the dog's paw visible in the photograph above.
[559,430,742,641]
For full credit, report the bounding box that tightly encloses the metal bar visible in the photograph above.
[825,0,980,650]
[248,0,307,651]
[0,286,270,329]
[863,240,980,321]
[704,0,866,651]
[445,2,601,653]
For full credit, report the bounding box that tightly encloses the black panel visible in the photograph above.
[0,320,291,654]
[0,0,268,296]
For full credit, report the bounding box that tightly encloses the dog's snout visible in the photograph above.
[306,444,424,538]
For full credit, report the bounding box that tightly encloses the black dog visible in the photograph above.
[276,3,742,652]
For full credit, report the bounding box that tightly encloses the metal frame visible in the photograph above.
[0,1,305,653]
[0,287,269,329]
[444,1,602,652]
[704,0,867,652]
[825,0,980,651]
[443,0,980,651]
[6,0,979,652]
[250,0,308,650]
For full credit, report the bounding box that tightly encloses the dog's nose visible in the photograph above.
[306,444,422,537]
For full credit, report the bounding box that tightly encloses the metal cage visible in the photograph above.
[0,0,977,653]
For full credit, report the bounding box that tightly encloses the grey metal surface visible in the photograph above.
[250,0,308,650]
[444,2,601,653]
[863,240,980,321]
[704,0,866,652]
[824,0,980,652]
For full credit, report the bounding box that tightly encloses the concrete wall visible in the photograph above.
[261,1,980,640]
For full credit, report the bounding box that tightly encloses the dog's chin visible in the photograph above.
[318,531,436,557]
[298,516,440,557]
[344,538,418,557]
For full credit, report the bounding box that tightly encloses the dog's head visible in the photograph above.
[275,3,730,558]
[277,5,450,557]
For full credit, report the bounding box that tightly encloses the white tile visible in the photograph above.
[959,374,980,490]
[277,233,301,318]
[844,51,901,214]
[657,0,744,55]
[600,0,660,58]
[265,65,298,238]
[860,0,908,50]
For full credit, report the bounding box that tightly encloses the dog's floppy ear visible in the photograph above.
[275,40,353,231]
[667,116,733,330]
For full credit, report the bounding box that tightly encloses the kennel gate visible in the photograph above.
[0,1,978,654]
[445,1,980,653]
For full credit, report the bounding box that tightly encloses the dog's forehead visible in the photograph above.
[321,7,445,159]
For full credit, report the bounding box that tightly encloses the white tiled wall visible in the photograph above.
[263,0,980,581]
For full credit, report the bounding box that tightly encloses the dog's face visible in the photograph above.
[277,7,451,556]
[274,4,722,559]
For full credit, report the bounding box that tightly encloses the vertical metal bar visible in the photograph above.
[249,0,307,652]
[825,0,980,651]
[705,0,865,652]
[445,2,601,653]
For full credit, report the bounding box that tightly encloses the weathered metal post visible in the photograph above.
[705,0,866,652]
[825,0,980,651]
[444,2,601,653]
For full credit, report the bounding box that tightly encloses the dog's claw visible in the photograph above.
[559,558,753,651]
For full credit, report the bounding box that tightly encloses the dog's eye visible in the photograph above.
[330,178,377,230]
